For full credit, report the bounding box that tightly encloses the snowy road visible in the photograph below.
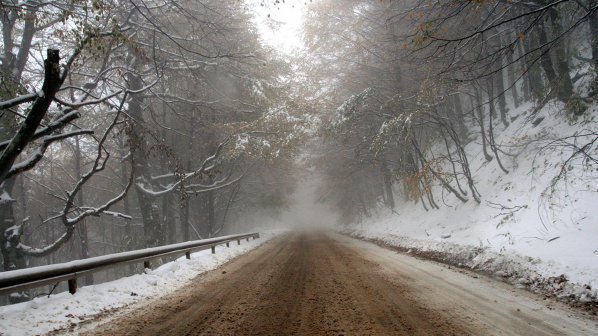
[80,232,597,335]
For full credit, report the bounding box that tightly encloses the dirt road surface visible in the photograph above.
[81,232,597,335]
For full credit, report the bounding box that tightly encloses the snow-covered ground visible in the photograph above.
[349,91,598,304]
[0,231,279,336]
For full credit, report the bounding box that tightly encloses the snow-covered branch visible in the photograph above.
[16,103,132,257]
[0,110,80,152]
[144,92,221,105]
[138,139,232,197]
[17,228,74,257]
[127,77,161,94]
[53,90,123,109]
[7,129,94,179]
[89,210,133,221]
[60,96,131,226]
[0,92,40,110]
[184,174,245,195]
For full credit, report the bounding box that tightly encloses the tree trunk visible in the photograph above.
[519,38,532,102]
[127,67,163,248]
[474,86,493,161]
[136,184,162,248]
[506,32,520,108]
[74,136,92,285]
[537,19,558,93]
[494,71,509,127]
[451,94,468,140]
[181,110,198,241]
[0,179,24,270]
[522,28,545,101]
[487,78,509,174]
[162,195,174,244]
[441,129,467,196]
[119,136,133,249]
[181,197,190,241]
[381,161,395,210]
[0,179,28,303]
[591,6,598,71]
[159,104,175,244]
[590,5,598,96]
[548,8,574,102]
[206,190,215,237]
[537,16,573,102]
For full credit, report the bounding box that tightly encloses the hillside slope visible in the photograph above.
[350,92,598,306]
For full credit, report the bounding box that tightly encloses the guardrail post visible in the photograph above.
[144,260,151,270]
[185,252,191,259]
[68,278,77,294]
[211,246,215,254]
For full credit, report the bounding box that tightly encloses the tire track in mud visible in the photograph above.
[81,232,597,336]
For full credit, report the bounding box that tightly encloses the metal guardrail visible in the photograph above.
[0,232,260,296]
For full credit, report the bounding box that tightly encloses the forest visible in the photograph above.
[1,0,596,304]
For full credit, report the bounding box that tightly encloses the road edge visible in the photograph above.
[342,229,598,317]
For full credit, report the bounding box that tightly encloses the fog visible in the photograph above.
[279,172,338,230]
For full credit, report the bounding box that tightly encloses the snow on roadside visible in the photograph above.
[347,230,597,306]
[347,95,598,308]
[0,231,280,336]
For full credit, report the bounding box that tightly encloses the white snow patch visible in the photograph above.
[0,190,15,205]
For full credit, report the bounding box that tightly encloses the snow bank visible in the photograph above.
[347,230,597,305]
[349,97,598,306]
[0,231,280,336]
